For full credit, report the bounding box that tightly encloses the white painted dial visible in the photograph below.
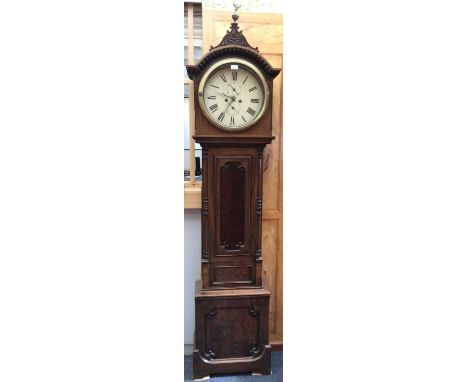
[198,59,268,131]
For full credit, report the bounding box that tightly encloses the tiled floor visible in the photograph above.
[184,352,283,382]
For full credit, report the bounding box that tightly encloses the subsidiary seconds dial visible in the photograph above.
[198,58,269,131]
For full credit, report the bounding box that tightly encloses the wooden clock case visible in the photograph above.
[186,13,280,379]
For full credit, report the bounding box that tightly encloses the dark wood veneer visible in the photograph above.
[193,280,271,379]
[219,162,245,250]
[217,157,249,254]
[201,144,271,288]
[212,265,253,284]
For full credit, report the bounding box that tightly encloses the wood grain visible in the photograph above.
[202,10,283,344]
[194,280,271,379]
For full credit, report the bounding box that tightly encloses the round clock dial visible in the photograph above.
[198,58,269,131]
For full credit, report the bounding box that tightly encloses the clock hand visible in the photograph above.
[222,97,235,114]
[214,91,237,117]
[228,83,239,95]
[216,91,234,99]
[230,100,241,113]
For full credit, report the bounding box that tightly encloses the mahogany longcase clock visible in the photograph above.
[186,10,280,379]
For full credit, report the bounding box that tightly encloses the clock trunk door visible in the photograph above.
[208,147,259,288]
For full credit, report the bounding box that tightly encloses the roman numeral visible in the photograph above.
[207,95,216,100]
[219,73,227,82]
[232,71,237,81]
[230,116,235,125]
[209,104,218,112]
[210,84,219,89]
[251,98,259,103]
[242,116,246,122]
[249,86,257,92]
[243,76,248,84]
[217,112,225,122]
[247,107,256,116]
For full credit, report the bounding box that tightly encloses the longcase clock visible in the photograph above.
[186,10,280,379]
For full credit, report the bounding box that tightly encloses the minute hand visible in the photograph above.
[228,83,239,95]
[216,91,234,99]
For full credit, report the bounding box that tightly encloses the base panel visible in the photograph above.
[193,282,271,379]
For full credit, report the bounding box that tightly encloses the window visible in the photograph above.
[184,2,203,183]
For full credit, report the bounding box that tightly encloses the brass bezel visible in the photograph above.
[197,57,269,132]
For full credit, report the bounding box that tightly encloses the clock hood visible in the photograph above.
[186,12,280,81]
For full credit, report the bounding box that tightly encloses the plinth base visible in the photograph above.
[193,280,271,379]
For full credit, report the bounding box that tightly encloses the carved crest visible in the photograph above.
[185,7,280,81]
[209,12,259,52]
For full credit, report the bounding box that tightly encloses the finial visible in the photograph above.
[208,2,259,52]
[232,2,241,22]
